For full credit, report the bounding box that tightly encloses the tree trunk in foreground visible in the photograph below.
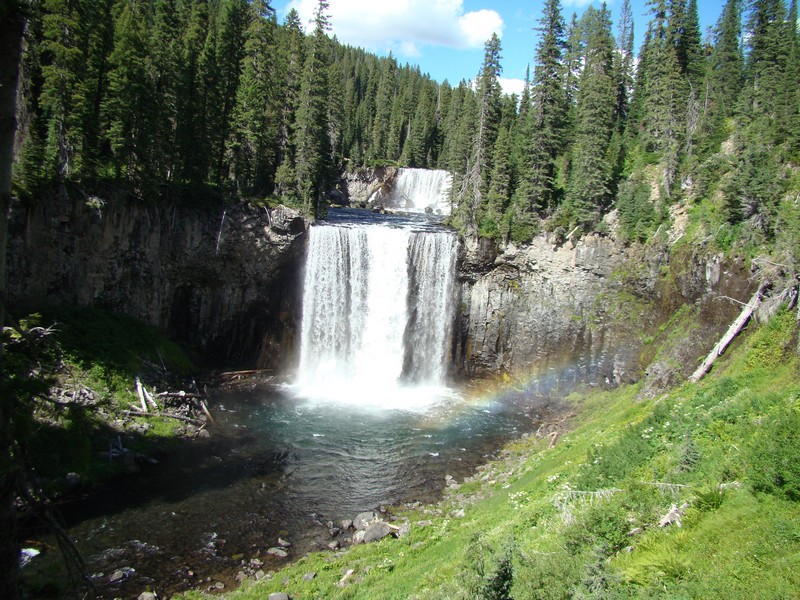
[0,3,26,598]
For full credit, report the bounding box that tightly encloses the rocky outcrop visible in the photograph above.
[456,233,636,387]
[455,231,756,395]
[341,167,399,208]
[7,187,305,368]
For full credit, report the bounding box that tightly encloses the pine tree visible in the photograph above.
[274,8,305,202]
[105,0,156,189]
[518,65,531,121]
[439,81,468,171]
[678,0,704,88]
[403,81,436,167]
[369,55,396,162]
[174,0,210,187]
[610,0,635,184]
[460,33,502,233]
[517,0,569,217]
[192,9,226,187]
[679,0,705,166]
[386,79,409,162]
[707,0,743,122]
[39,0,86,179]
[614,0,635,129]
[294,0,334,218]
[150,0,183,183]
[564,13,583,109]
[640,0,687,195]
[13,3,50,197]
[746,0,788,128]
[229,0,279,196]
[482,123,513,240]
[563,4,616,230]
[328,57,347,171]
[449,86,478,229]
[726,0,792,227]
[212,0,250,183]
[786,0,800,149]
[76,0,114,179]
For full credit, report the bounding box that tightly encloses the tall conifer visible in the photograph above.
[294,0,333,218]
[229,0,279,195]
[516,0,568,217]
[564,4,616,229]
[460,33,502,232]
[105,0,156,189]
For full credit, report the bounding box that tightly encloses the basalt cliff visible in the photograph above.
[8,175,759,390]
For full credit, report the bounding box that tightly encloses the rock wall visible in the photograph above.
[7,188,305,369]
[455,231,755,396]
[341,167,399,208]
[8,181,759,386]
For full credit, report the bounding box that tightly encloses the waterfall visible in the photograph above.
[386,169,453,215]
[403,233,458,382]
[297,222,458,406]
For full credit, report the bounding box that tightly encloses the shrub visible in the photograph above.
[745,399,800,501]
[564,500,631,556]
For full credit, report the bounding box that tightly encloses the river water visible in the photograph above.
[28,378,547,598]
[26,205,550,597]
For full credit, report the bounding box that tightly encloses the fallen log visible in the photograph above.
[689,284,767,383]
[143,384,158,410]
[123,409,203,426]
[199,399,217,426]
[135,376,147,412]
[156,391,205,399]
[659,502,689,528]
[217,368,273,379]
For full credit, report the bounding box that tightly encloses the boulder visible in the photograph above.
[353,511,379,530]
[396,521,411,538]
[109,567,135,583]
[362,521,391,543]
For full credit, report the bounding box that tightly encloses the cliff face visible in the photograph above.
[7,189,305,368]
[455,231,755,395]
[8,183,757,384]
[341,167,399,208]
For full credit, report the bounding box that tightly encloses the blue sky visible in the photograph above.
[278,0,726,95]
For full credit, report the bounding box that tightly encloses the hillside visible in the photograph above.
[2,0,800,597]
[198,309,800,600]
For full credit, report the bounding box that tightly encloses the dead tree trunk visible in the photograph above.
[689,285,767,383]
[0,5,27,599]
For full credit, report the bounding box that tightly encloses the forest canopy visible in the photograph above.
[11,0,800,245]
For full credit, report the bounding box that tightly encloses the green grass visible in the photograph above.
[12,308,197,489]
[187,308,800,599]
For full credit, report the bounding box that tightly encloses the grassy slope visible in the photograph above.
[192,310,800,599]
[15,308,196,490]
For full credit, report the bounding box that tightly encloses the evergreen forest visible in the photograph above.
[11,0,800,248]
[4,1,800,597]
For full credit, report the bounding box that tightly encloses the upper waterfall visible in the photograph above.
[297,217,458,408]
[385,168,453,215]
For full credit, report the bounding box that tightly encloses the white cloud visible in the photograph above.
[561,0,597,7]
[458,10,504,47]
[400,41,422,58]
[499,77,526,96]
[285,0,504,58]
